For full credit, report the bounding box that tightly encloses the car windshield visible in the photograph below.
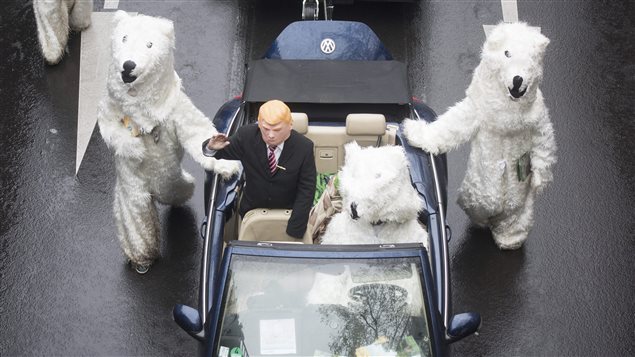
[216,254,433,357]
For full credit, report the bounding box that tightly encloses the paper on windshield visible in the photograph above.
[259,318,297,355]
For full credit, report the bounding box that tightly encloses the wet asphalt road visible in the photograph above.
[1,0,633,356]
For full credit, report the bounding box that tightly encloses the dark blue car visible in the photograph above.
[174,20,480,356]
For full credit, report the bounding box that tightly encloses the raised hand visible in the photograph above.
[206,133,230,150]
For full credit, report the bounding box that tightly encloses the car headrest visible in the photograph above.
[346,113,386,136]
[292,112,308,134]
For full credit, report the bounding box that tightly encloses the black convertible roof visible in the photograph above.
[243,59,410,104]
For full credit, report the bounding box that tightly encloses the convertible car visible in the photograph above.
[173,20,480,356]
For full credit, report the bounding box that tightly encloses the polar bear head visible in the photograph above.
[109,11,175,89]
[481,22,550,102]
[338,142,423,224]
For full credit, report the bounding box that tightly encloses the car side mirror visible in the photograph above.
[447,312,481,343]
[173,304,204,341]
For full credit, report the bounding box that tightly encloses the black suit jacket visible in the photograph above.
[203,124,316,238]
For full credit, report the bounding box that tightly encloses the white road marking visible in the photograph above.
[501,0,519,23]
[77,12,114,174]
[483,0,540,37]
[76,12,136,174]
[104,0,119,10]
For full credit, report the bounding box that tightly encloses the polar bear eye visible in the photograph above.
[504,50,511,58]
[122,35,127,43]
[146,42,153,48]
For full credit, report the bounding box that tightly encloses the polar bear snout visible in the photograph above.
[508,75,527,99]
[121,60,138,83]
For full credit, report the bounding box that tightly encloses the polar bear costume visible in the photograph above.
[403,22,556,250]
[98,11,239,272]
[320,142,428,249]
[33,0,93,65]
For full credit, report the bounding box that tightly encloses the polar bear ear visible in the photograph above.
[485,25,506,52]
[112,10,130,26]
[383,145,408,169]
[344,141,362,161]
[155,18,176,47]
[534,32,550,54]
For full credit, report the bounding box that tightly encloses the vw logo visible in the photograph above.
[320,38,336,54]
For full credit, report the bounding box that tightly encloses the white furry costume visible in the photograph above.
[98,11,239,267]
[33,0,93,65]
[320,143,428,249]
[403,22,556,250]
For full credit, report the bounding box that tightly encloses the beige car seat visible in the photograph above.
[238,208,313,244]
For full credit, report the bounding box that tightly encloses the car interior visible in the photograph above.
[232,111,402,245]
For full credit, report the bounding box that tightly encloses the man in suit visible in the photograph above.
[203,100,316,238]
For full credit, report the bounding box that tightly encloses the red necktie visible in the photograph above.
[268,145,277,174]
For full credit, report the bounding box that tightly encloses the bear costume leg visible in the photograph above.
[458,196,493,228]
[33,0,69,65]
[33,0,92,64]
[113,179,160,269]
[155,170,195,207]
[458,182,502,229]
[69,0,92,31]
[490,191,536,250]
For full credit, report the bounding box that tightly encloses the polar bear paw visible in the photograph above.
[531,169,552,194]
[402,118,425,147]
[402,119,441,154]
[112,135,146,162]
[210,159,241,180]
